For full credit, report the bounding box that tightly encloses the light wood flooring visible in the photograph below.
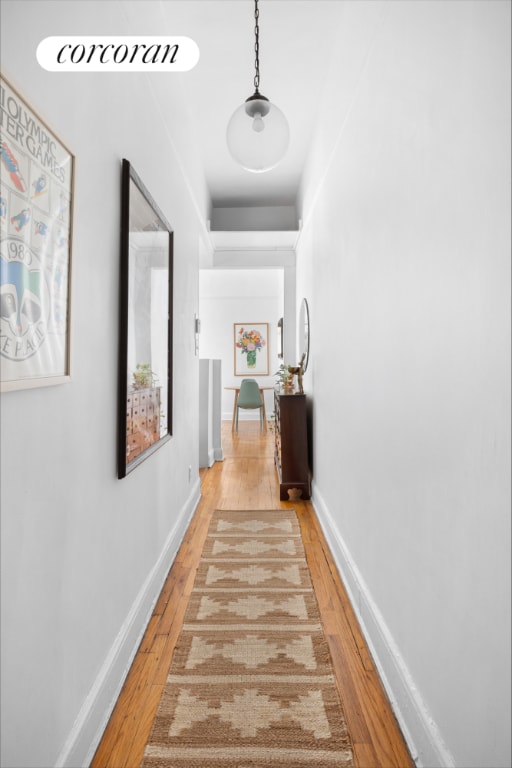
[91,421,414,768]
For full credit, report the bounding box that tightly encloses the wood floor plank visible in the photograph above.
[91,652,159,768]
[123,684,164,768]
[91,421,413,768]
[353,741,382,768]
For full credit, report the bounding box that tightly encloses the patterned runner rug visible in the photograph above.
[142,509,354,767]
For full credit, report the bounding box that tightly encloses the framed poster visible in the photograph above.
[234,323,269,376]
[117,159,173,478]
[0,75,74,392]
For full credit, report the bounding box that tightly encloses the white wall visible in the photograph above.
[199,269,283,420]
[0,2,209,766]
[297,2,511,767]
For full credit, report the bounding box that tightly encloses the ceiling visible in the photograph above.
[124,1,346,211]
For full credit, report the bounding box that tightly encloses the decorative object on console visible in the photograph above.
[117,159,173,478]
[287,352,306,394]
[274,353,305,394]
[0,76,74,392]
[274,362,293,390]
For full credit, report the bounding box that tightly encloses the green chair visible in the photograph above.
[235,379,264,432]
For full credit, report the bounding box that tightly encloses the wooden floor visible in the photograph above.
[91,421,414,768]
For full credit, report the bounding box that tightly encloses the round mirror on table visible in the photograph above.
[298,298,310,372]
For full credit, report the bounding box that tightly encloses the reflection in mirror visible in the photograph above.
[118,160,173,478]
[299,298,310,372]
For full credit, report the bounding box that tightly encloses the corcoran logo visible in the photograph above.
[37,36,200,72]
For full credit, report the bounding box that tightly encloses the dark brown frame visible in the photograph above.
[277,317,284,359]
[299,298,310,372]
[117,159,173,478]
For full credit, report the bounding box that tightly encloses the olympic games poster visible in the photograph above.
[0,75,74,391]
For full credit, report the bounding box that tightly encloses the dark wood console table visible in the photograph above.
[274,388,310,500]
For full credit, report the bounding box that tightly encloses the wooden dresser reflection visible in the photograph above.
[126,387,161,461]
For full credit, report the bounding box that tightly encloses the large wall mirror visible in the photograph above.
[117,159,173,478]
[299,298,310,372]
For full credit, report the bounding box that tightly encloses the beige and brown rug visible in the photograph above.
[142,509,354,767]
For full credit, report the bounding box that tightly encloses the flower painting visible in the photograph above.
[234,323,269,376]
[237,328,264,366]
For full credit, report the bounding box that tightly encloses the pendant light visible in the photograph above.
[226,0,290,173]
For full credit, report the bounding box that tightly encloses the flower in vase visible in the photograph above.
[237,328,266,368]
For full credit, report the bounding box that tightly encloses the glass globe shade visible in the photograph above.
[226,97,290,173]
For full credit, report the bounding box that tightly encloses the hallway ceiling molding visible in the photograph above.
[213,248,296,269]
[209,230,299,250]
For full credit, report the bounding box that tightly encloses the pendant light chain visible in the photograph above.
[226,0,289,172]
[253,0,260,92]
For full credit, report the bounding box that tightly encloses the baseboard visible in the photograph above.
[56,479,202,768]
[221,411,265,422]
[311,482,455,768]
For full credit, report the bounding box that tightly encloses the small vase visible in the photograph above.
[246,350,257,368]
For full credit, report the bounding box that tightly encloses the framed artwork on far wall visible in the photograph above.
[234,323,269,376]
[0,75,74,392]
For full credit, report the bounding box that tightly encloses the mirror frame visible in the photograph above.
[277,317,284,359]
[117,159,173,478]
[299,298,310,372]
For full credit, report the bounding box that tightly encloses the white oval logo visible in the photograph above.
[37,36,200,72]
